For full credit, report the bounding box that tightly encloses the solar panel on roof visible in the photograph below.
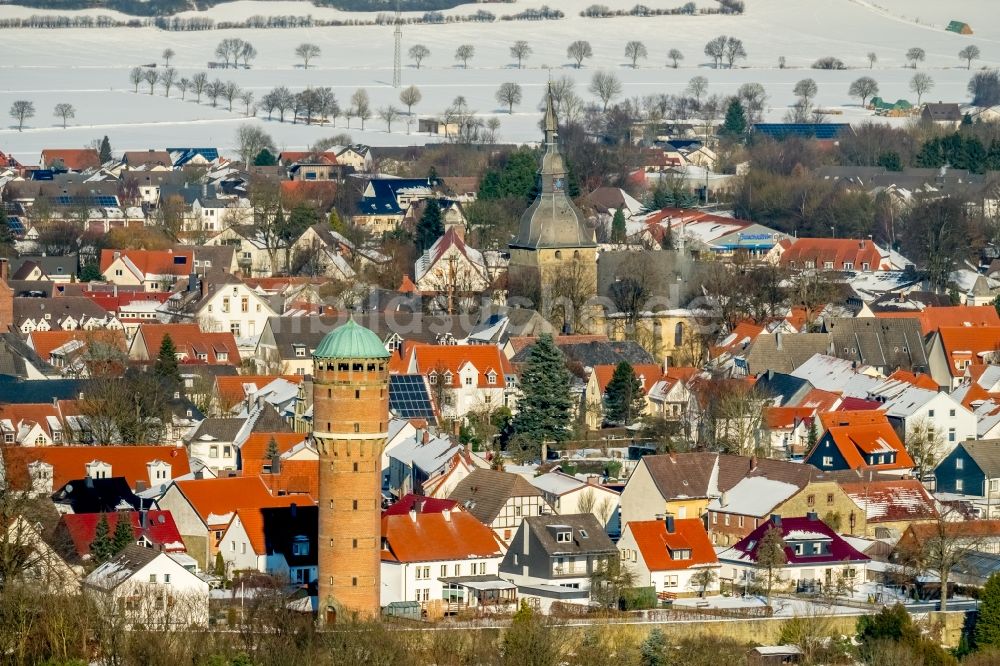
[7,217,24,234]
[389,375,437,423]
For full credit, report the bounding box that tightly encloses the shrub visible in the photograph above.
[813,56,846,70]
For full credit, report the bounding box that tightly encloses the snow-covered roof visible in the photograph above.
[708,476,801,517]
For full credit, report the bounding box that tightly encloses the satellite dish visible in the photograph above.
[65,484,73,493]
[157,515,165,524]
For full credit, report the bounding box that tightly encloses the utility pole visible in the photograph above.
[392,0,402,88]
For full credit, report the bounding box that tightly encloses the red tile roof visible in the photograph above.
[278,151,338,165]
[885,369,939,391]
[877,306,1000,335]
[819,409,887,429]
[591,364,664,395]
[627,518,718,571]
[28,329,127,364]
[711,321,765,358]
[60,510,185,558]
[838,397,885,411]
[797,388,841,411]
[727,516,869,566]
[393,343,514,388]
[240,432,308,467]
[898,520,1000,553]
[99,248,194,277]
[173,476,308,528]
[822,422,914,471]
[765,406,815,430]
[381,510,503,563]
[0,402,61,439]
[259,459,319,498]
[135,323,240,366]
[840,479,938,523]
[383,494,459,516]
[937,326,1000,377]
[41,148,101,171]
[778,238,888,271]
[1,445,190,491]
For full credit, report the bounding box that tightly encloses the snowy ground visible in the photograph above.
[0,0,997,162]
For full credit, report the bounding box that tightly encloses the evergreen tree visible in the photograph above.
[215,551,226,578]
[510,334,572,453]
[610,208,627,244]
[153,333,181,386]
[806,418,819,450]
[264,436,279,460]
[90,513,113,562]
[640,628,668,666]
[98,135,112,164]
[329,209,345,234]
[477,148,538,202]
[253,148,277,166]
[415,199,444,253]
[721,98,747,136]
[977,572,1000,648]
[604,361,645,426]
[111,512,135,554]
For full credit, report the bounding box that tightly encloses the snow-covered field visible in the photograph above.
[0,0,996,162]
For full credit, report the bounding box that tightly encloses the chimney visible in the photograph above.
[408,508,417,523]
[0,258,7,282]
[770,514,782,527]
[271,454,281,475]
[199,276,207,300]
[806,510,819,521]
[665,515,675,533]
[719,491,728,507]
[586,475,599,486]
[442,507,451,522]
[421,430,430,444]
[136,480,147,493]
[141,509,149,531]
[775,331,783,351]
[749,456,757,471]
[187,272,197,293]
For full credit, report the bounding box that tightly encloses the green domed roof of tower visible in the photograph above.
[313,319,390,359]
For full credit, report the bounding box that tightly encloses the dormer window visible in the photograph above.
[487,372,497,385]
[428,373,437,385]
[292,535,310,556]
[555,531,572,543]
[669,548,691,560]
[443,371,453,385]
[294,345,306,358]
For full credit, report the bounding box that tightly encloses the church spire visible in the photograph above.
[544,81,558,147]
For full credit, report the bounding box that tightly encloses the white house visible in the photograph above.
[414,228,490,294]
[218,505,317,585]
[84,545,209,627]
[183,276,278,345]
[617,517,720,598]
[380,508,509,611]
[871,381,976,454]
[529,470,620,527]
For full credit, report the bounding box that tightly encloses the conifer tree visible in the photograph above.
[153,333,181,386]
[510,335,572,453]
[610,208,627,244]
[264,436,279,460]
[111,512,135,555]
[90,513,113,562]
[98,135,112,164]
[721,98,747,136]
[640,627,668,666]
[415,199,444,253]
[977,572,1000,648]
[604,362,645,426]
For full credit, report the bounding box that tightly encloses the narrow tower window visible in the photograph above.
[355,389,360,399]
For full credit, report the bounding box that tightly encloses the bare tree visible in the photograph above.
[495,82,522,114]
[178,77,189,100]
[510,40,531,68]
[668,48,684,68]
[910,72,934,105]
[235,124,275,166]
[378,105,401,132]
[959,45,981,70]
[162,47,175,66]
[454,44,475,68]
[239,41,258,68]
[691,568,717,597]
[408,44,430,68]
[9,100,34,131]
[143,68,159,95]
[737,82,768,122]
[191,72,208,103]
[849,76,879,106]
[351,88,371,130]
[896,507,985,611]
[295,42,320,68]
[906,46,926,69]
[625,40,648,68]
[206,79,224,107]
[723,36,747,68]
[160,67,177,97]
[271,85,294,121]
[867,51,878,69]
[399,85,421,115]
[755,525,787,603]
[567,40,593,68]
[589,71,623,112]
[223,81,240,111]
[793,78,818,106]
[129,66,143,93]
[53,103,74,129]
[686,75,708,104]
[905,418,945,481]
[238,90,254,116]
[704,35,727,68]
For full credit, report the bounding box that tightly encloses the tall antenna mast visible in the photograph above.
[392,0,402,88]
